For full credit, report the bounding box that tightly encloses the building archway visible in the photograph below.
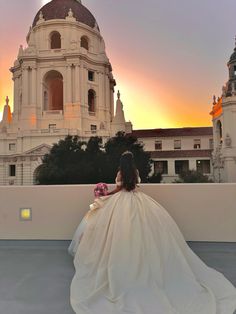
[50,31,61,49]
[43,71,63,111]
[33,164,43,185]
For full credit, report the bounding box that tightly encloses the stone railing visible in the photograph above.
[0,183,235,242]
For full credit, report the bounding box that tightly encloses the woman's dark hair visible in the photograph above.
[119,151,138,191]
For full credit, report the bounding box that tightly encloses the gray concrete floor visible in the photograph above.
[0,241,235,314]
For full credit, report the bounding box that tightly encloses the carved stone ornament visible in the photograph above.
[70,40,77,50]
[68,8,74,17]
[225,133,232,147]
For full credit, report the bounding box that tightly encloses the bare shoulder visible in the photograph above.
[116,170,122,181]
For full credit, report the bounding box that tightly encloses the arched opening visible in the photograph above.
[81,36,89,50]
[50,31,61,49]
[216,120,223,145]
[88,89,96,113]
[33,165,42,185]
[43,70,63,111]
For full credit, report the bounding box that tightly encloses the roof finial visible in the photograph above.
[213,95,216,105]
[6,96,9,106]
[68,8,73,17]
[39,11,44,20]
[117,90,120,100]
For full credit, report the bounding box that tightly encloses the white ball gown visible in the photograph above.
[70,176,236,314]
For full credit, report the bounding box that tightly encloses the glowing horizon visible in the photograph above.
[1,0,235,129]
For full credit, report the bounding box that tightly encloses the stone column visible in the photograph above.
[0,164,4,185]
[22,161,32,185]
[110,84,114,122]
[13,75,19,119]
[22,67,29,107]
[31,67,37,106]
[189,159,197,171]
[75,64,80,103]
[82,64,87,112]
[66,65,72,104]
[168,159,176,177]
[16,162,23,186]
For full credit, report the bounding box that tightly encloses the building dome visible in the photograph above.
[32,0,98,30]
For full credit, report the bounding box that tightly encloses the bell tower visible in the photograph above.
[210,39,236,182]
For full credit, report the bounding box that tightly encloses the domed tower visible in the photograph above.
[210,40,236,182]
[0,0,132,185]
[10,0,118,137]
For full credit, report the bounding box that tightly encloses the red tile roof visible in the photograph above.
[150,149,212,158]
[131,127,213,138]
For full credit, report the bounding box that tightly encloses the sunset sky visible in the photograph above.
[0,0,236,129]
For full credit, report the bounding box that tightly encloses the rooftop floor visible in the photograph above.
[0,241,235,314]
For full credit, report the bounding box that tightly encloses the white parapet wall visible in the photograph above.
[0,184,235,242]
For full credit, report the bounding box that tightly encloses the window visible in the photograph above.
[50,32,61,49]
[154,161,168,174]
[155,140,162,150]
[216,120,223,145]
[9,143,16,151]
[49,124,56,130]
[175,160,189,174]
[209,138,214,149]
[196,160,210,174]
[43,70,63,111]
[9,165,16,177]
[88,71,94,81]
[193,139,201,149]
[91,125,97,133]
[88,89,96,113]
[81,36,89,50]
[174,139,181,150]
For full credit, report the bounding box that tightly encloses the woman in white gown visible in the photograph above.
[70,151,236,314]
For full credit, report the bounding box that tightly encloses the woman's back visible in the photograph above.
[117,151,140,191]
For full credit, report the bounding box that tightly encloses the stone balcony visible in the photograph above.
[0,184,236,313]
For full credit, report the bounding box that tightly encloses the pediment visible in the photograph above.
[25,144,52,155]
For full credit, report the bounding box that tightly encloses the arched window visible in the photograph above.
[81,36,89,50]
[43,70,63,111]
[50,32,61,49]
[216,120,223,145]
[88,89,96,113]
[33,165,43,185]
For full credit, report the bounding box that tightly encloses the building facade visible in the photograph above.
[0,0,131,185]
[210,42,236,182]
[132,127,213,183]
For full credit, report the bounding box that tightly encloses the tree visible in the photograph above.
[148,173,162,183]
[36,135,103,184]
[174,170,213,183]
[36,133,152,184]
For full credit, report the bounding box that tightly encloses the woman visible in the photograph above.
[70,151,236,314]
